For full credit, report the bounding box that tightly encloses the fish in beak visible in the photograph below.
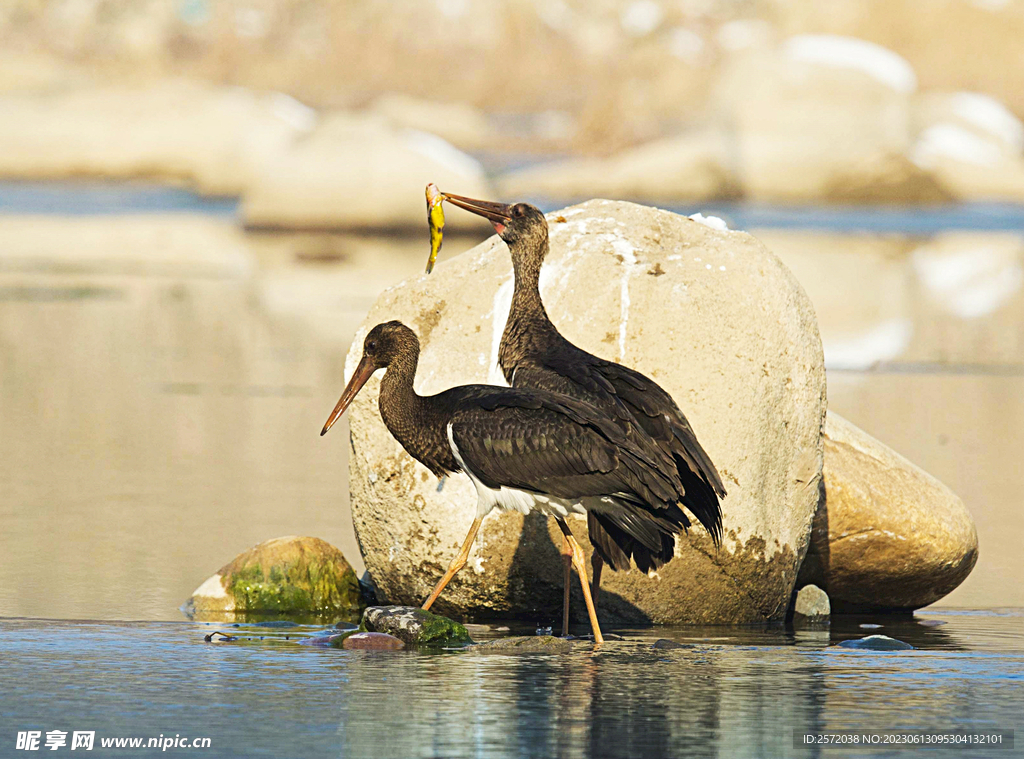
[425,183,445,274]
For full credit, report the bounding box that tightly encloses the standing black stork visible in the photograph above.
[437,194,726,631]
[321,321,695,644]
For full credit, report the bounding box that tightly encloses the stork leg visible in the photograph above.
[421,516,483,611]
[591,554,603,608]
[555,519,604,644]
[560,533,572,637]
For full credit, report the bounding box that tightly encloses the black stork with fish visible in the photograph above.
[433,193,726,631]
[321,321,698,644]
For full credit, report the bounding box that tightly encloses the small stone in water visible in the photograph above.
[860,623,882,629]
[652,639,693,650]
[838,635,914,651]
[341,632,405,650]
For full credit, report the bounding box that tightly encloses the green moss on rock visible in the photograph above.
[361,605,471,646]
[187,536,364,618]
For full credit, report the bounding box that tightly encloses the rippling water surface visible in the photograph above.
[2,612,1021,758]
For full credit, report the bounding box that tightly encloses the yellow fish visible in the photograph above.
[425,183,445,274]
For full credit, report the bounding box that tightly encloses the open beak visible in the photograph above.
[443,193,513,235]
[321,355,376,436]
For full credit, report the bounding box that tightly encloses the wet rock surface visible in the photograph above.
[347,199,826,624]
[651,639,694,650]
[183,536,364,619]
[340,631,406,651]
[792,584,831,623]
[799,412,979,612]
[839,635,914,651]
[361,606,472,647]
[470,636,574,654]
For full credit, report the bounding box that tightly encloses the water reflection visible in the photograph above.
[6,612,1021,759]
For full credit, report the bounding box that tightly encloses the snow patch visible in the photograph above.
[823,318,913,370]
[950,92,1024,150]
[912,243,1024,319]
[910,123,1003,168]
[689,212,728,231]
[783,35,918,94]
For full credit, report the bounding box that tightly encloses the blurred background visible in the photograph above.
[1,0,1021,621]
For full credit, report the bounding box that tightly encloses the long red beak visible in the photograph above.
[321,355,376,436]
[443,193,512,234]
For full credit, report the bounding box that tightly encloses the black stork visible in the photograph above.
[438,194,726,627]
[321,321,696,644]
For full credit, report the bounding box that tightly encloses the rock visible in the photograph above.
[183,536,364,618]
[360,606,471,646]
[470,636,573,654]
[716,36,949,203]
[652,639,693,650]
[369,93,497,153]
[240,112,492,231]
[340,632,406,651]
[792,584,831,622]
[499,129,739,203]
[0,81,314,195]
[798,412,979,612]
[346,199,826,624]
[838,635,914,651]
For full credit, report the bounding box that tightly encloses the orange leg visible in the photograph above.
[591,553,603,608]
[421,516,483,611]
[556,519,604,644]
[560,533,572,637]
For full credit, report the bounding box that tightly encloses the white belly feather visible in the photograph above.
[447,423,587,520]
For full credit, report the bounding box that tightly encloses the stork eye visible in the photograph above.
[367,340,377,351]
[513,205,524,217]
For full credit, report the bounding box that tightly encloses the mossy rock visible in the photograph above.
[361,606,472,646]
[183,536,364,620]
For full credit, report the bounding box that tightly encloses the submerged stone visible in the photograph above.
[340,632,405,651]
[470,636,573,654]
[183,536,364,619]
[838,635,914,651]
[652,639,693,650]
[792,584,831,623]
[361,606,472,646]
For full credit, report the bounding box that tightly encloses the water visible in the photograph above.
[1,612,1020,758]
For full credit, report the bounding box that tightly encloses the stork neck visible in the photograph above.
[377,348,450,473]
[508,238,549,326]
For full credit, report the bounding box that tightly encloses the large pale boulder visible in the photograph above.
[798,412,979,611]
[717,36,949,203]
[345,200,826,624]
[240,112,492,231]
[498,129,739,202]
[909,92,1024,202]
[0,81,315,195]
